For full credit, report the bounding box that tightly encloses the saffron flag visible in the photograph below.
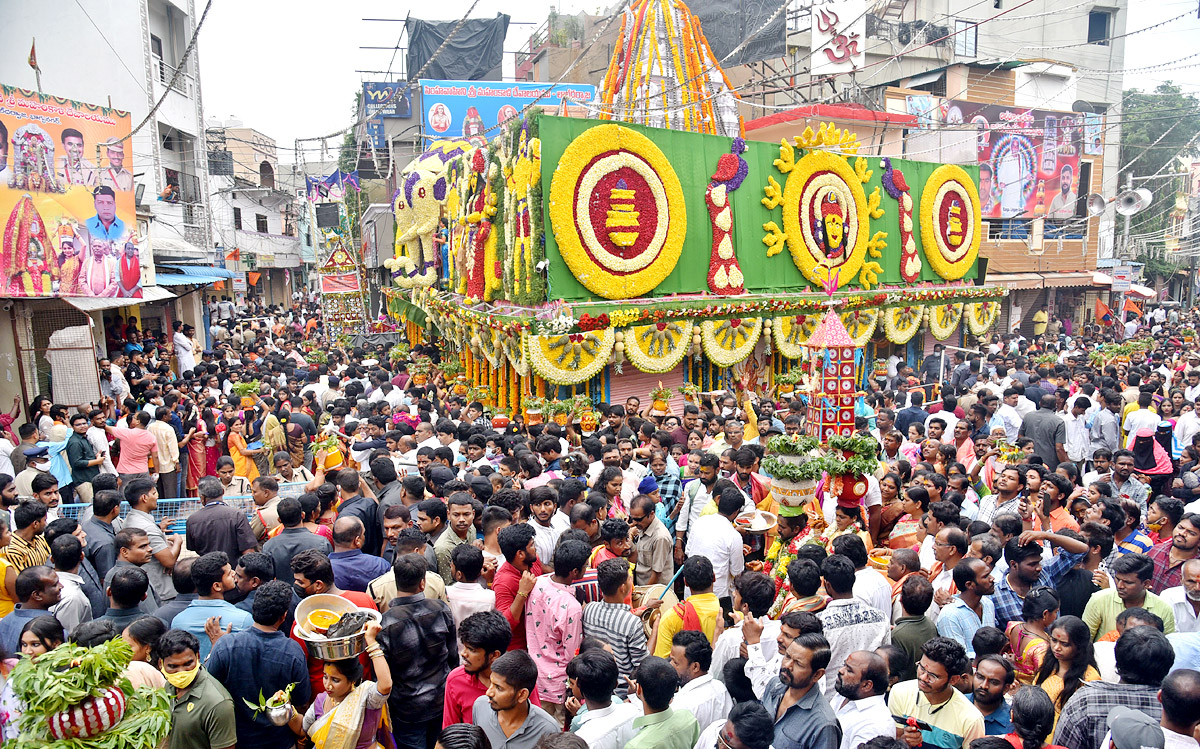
[1123,298,1143,317]
[1096,299,1114,325]
[27,40,38,71]
[225,247,240,262]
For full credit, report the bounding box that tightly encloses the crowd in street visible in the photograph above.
[0,298,1198,749]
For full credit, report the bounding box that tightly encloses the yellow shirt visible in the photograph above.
[653,591,722,657]
[0,555,14,619]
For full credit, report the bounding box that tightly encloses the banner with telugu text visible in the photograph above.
[0,84,141,298]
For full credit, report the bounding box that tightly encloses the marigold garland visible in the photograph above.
[920,164,982,280]
[882,306,924,344]
[527,327,615,385]
[700,318,761,367]
[965,300,1000,336]
[764,147,870,290]
[624,321,692,373]
[549,123,686,300]
[928,303,965,340]
[839,309,879,347]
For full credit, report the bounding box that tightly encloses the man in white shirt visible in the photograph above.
[710,569,780,688]
[1123,393,1161,447]
[668,629,733,731]
[817,555,890,692]
[685,488,746,601]
[570,650,642,749]
[87,411,117,475]
[1063,397,1092,463]
[1160,559,1200,633]
[831,650,894,749]
[444,544,495,628]
[994,389,1024,442]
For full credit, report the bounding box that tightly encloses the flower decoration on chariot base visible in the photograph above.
[528,326,615,385]
[882,306,924,344]
[624,320,693,373]
[965,300,1000,336]
[772,314,820,359]
[840,309,879,347]
[920,164,982,280]
[549,124,687,300]
[700,318,762,367]
[928,303,964,341]
[761,125,874,290]
[502,331,529,377]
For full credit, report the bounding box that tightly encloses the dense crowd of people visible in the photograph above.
[0,298,1199,749]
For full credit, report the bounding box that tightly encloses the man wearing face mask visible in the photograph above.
[159,629,237,749]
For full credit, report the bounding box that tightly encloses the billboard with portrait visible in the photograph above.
[0,85,140,298]
[419,79,596,147]
[907,97,1086,220]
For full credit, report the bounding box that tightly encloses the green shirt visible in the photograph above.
[626,708,700,749]
[434,528,472,585]
[169,668,237,749]
[891,615,939,683]
[1081,588,1176,640]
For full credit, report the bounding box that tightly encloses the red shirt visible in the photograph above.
[442,665,541,728]
[492,560,543,652]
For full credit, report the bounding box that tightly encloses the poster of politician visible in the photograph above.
[0,85,140,298]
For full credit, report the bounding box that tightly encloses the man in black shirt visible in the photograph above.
[334,469,382,557]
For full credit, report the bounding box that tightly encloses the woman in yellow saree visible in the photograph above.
[284,622,394,749]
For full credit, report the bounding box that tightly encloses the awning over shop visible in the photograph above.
[153,264,237,286]
[1128,284,1156,299]
[985,272,1043,289]
[1041,271,1097,288]
[63,285,176,312]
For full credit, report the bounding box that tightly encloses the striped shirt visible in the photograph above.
[6,533,49,572]
[582,600,646,697]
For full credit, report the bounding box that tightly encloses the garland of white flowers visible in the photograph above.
[700,318,762,367]
[623,321,693,373]
[502,331,529,377]
[965,301,1000,336]
[527,327,615,385]
[928,303,964,341]
[882,306,924,344]
[772,315,817,359]
[839,310,878,347]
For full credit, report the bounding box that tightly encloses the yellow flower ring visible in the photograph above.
[700,318,762,367]
[528,327,615,385]
[882,306,924,344]
[549,124,687,299]
[772,314,820,359]
[920,164,982,280]
[965,301,1000,336]
[840,309,879,347]
[781,151,869,288]
[502,332,529,377]
[624,321,692,374]
[929,303,965,341]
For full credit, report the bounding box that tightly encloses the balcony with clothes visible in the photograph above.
[153,166,209,251]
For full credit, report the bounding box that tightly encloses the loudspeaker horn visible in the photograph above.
[1116,187,1154,216]
[1086,193,1107,216]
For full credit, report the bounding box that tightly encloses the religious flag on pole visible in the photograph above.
[323,170,344,188]
[28,38,42,92]
[343,171,361,192]
[1096,298,1114,325]
[225,247,240,262]
[1122,298,1142,317]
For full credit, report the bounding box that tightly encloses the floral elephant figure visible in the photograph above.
[395,170,447,288]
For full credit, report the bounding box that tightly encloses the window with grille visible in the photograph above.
[233,207,242,230]
[256,214,268,233]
